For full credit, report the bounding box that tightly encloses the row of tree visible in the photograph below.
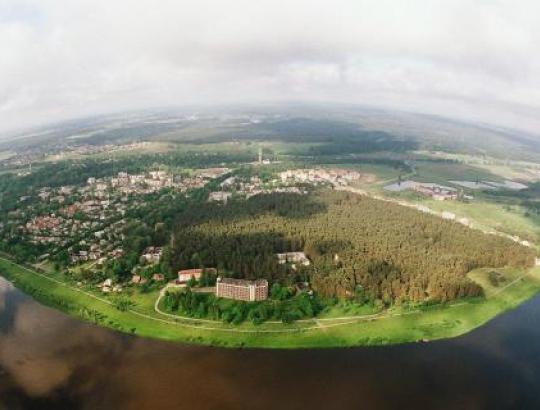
[162,284,323,324]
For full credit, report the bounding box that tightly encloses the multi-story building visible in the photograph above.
[216,277,268,302]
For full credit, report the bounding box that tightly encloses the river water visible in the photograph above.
[1,276,540,410]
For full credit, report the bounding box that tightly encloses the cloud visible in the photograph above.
[0,0,539,134]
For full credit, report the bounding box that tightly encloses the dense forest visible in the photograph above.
[167,190,535,304]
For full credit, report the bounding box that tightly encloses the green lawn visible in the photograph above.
[318,300,380,318]
[421,198,540,244]
[2,257,540,348]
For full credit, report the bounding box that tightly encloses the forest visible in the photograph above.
[186,118,418,155]
[485,181,540,215]
[166,190,535,304]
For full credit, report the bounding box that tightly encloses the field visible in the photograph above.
[414,151,540,181]
[412,161,503,184]
[2,257,540,348]
[422,199,540,244]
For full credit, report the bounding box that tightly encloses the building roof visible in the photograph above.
[178,268,203,275]
[178,268,216,275]
[217,277,268,286]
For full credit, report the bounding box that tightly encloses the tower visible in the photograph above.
[258,147,262,164]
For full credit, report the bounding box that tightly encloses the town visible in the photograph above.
[206,167,362,203]
[1,164,360,305]
[6,167,230,268]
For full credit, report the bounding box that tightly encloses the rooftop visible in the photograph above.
[217,277,268,287]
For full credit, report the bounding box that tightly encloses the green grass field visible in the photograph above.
[428,200,539,241]
[2,257,540,348]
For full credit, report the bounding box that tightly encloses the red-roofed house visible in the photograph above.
[177,268,217,283]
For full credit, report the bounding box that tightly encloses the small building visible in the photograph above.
[110,248,124,259]
[276,252,311,266]
[208,191,232,203]
[152,273,165,281]
[142,246,162,263]
[414,184,457,201]
[216,277,268,302]
[177,268,217,283]
[99,278,116,292]
[131,274,147,284]
[178,268,203,283]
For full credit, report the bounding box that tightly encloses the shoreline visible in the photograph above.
[2,256,540,348]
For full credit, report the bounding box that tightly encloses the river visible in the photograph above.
[1,276,540,410]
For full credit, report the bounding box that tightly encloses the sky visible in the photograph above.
[1,0,539,135]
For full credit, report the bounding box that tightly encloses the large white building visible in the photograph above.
[216,277,268,302]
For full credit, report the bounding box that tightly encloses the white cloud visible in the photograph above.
[0,0,539,134]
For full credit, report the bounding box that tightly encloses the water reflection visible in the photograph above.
[1,276,540,409]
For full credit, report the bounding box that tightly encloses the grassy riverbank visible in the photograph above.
[2,257,540,348]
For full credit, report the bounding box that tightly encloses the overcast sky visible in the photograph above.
[1,0,539,135]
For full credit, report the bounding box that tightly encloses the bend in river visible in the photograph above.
[2,276,540,409]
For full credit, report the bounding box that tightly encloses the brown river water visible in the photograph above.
[1,276,540,410]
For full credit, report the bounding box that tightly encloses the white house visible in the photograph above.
[441,211,456,220]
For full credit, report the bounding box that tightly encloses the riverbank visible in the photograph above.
[2,257,540,348]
